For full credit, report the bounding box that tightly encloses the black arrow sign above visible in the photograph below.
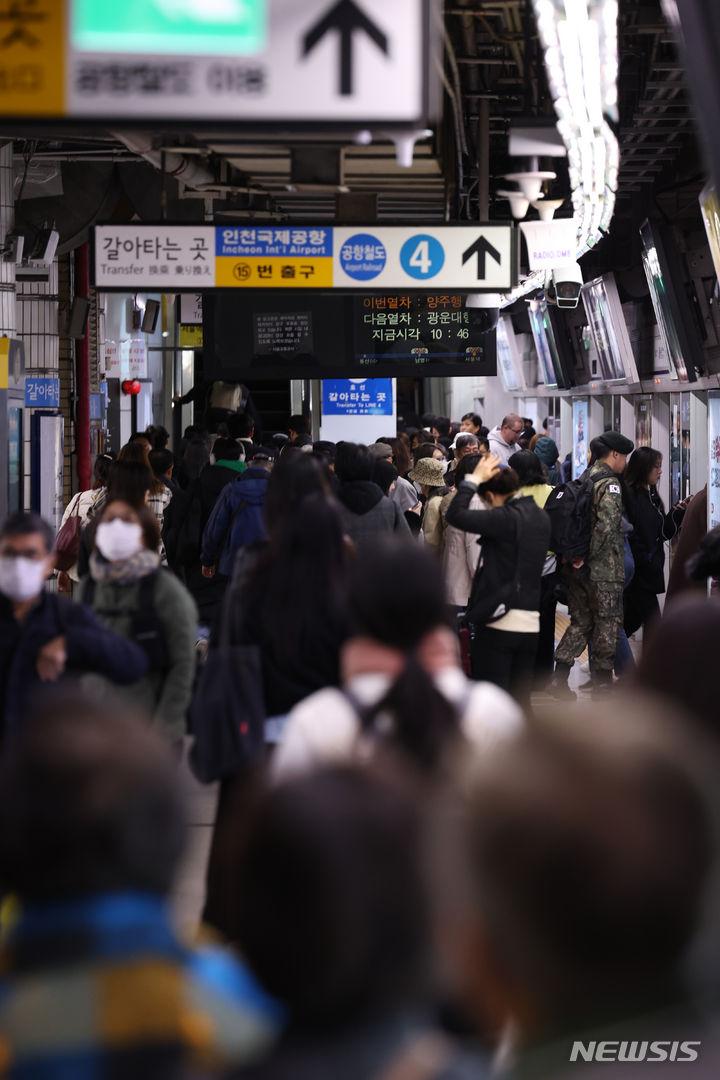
[462,235,503,280]
[302,0,389,96]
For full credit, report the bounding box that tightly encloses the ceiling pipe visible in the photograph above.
[109,131,217,190]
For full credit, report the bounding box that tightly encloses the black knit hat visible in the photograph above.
[598,431,634,455]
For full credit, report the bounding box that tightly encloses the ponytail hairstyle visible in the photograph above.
[346,539,460,771]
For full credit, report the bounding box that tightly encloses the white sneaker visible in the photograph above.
[580,660,590,674]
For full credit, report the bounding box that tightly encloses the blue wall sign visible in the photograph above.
[323,378,393,417]
[25,377,60,409]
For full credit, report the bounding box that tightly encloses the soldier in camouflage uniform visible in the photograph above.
[550,431,635,697]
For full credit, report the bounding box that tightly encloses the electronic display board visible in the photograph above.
[204,292,497,380]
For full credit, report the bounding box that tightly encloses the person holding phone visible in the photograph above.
[623,446,686,637]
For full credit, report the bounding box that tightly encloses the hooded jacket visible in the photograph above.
[164,460,245,569]
[487,425,517,466]
[337,481,410,548]
[201,466,270,577]
[534,436,562,486]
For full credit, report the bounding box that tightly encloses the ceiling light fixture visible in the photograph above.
[502,0,619,305]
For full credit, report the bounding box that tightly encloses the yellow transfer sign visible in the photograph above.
[0,0,64,115]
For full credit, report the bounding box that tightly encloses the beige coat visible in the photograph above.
[440,489,484,607]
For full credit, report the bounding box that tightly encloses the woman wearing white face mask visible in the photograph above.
[78,501,198,746]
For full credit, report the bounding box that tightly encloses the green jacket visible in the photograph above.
[78,570,197,741]
[588,461,624,583]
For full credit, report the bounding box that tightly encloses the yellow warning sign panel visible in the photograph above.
[215,257,334,289]
[0,338,9,389]
[0,0,64,115]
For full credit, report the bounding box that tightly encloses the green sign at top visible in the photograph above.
[72,0,266,56]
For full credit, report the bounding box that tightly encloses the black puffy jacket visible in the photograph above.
[446,484,551,625]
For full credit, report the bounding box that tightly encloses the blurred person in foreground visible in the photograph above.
[225,766,485,1080]
[665,486,708,605]
[202,478,351,936]
[0,691,281,1078]
[272,540,522,783]
[435,702,714,1078]
[633,594,720,736]
[0,512,148,739]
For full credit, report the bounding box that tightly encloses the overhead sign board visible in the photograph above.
[0,1,437,124]
[205,292,498,380]
[94,224,517,292]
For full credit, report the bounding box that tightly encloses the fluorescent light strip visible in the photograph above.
[503,0,619,305]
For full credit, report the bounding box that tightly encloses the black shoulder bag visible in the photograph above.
[188,586,267,783]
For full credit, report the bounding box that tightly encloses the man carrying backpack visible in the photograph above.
[200,452,272,580]
[549,431,634,698]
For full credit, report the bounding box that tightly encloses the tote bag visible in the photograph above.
[189,596,267,783]
[55,493,83,572]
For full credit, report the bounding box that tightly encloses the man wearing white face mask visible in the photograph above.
[0,513,149,741]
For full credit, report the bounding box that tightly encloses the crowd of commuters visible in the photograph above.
[1,403,719,1076]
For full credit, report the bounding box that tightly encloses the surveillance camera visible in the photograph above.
[465,292,500,333]
[550,263,583,309]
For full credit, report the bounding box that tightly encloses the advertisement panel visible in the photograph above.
[708,391,720,530]
[572,398,588,480]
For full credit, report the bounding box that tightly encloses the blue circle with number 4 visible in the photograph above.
[400,234,445,280]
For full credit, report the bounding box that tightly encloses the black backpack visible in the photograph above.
[83,571,168,670]
[165,479,203,566]
[544,470,608,561]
